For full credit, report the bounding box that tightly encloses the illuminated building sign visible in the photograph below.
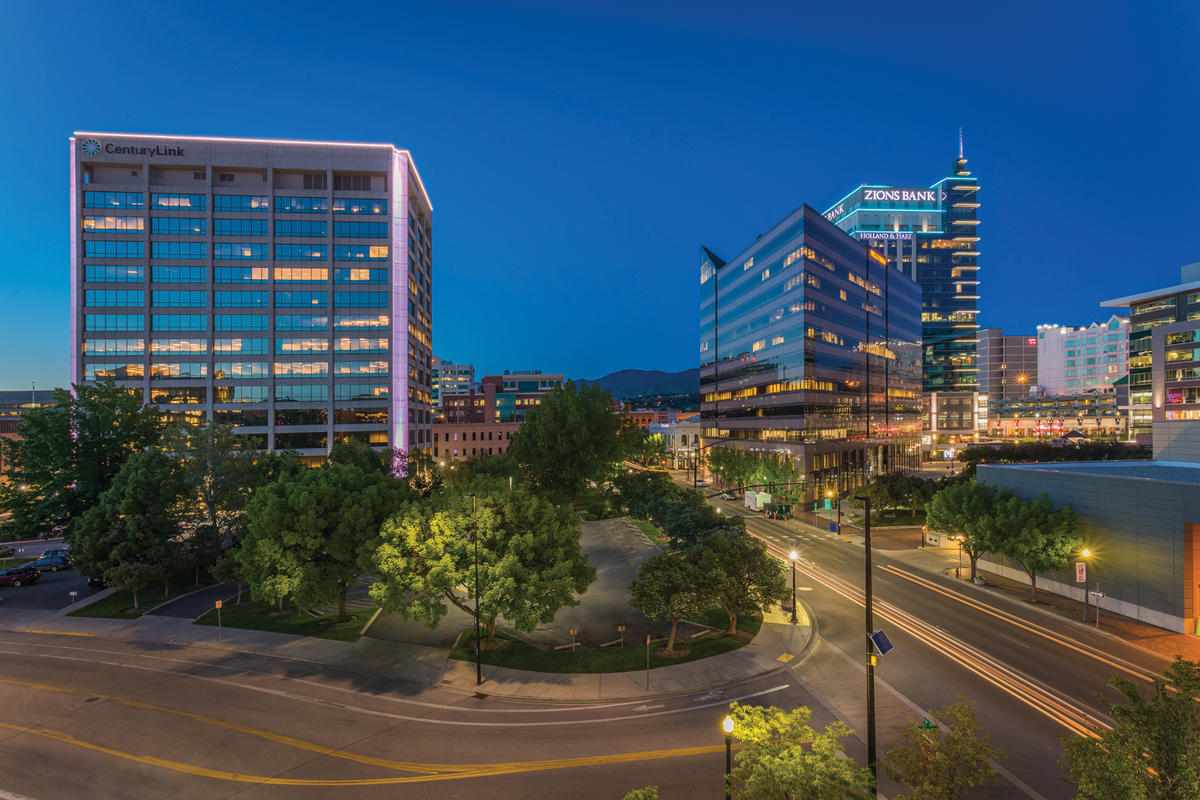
[824,203,846,222]
[857,231,913,241]
[863,188,936,203]
[79,138,187,157]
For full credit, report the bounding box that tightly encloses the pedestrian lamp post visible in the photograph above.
[855,494,878,793]
[789,550,798,624]
[826,490,842,534]
[462,493,482,686]
[952,535,965,579]
[1080,548,1091,623]
[722,715,735,800]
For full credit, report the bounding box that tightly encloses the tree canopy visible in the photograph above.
[925,480,1003,579]
[692,529,787,635]
[883,698,1003,800]
[989,493,1083,602]
[628,552,713,653]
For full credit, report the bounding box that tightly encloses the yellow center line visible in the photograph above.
[22,629,96,637]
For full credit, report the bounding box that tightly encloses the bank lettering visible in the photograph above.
[863,188,935,203]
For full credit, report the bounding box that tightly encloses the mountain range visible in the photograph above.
[577,368,700,399]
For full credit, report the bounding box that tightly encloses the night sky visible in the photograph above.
[1,1,1197,389]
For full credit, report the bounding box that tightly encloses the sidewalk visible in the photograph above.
[0,596,816,702]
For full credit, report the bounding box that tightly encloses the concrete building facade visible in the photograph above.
[71,132,433,460]
[976,328,1038,400]
[1035,316,1129,396]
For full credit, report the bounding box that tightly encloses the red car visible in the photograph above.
[0,566,41,587]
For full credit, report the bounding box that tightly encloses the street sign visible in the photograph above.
[215,600,223,609]
[829,521,836,532]
[869,629,894,656]
[824,498,832,510]
[69,591,77,598]
[1075,562,1087,583]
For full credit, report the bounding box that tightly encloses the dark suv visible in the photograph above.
[0,566,41,587]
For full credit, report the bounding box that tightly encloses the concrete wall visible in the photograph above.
[1155,421,1200,461]
[977,463,1200,633]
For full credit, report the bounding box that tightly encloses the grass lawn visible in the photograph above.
[846,510,926,528]
[0,557,35,571]
[194,600,374,642]
[68,580,202,619]
[630,518,669,546]
[449,609,761,674]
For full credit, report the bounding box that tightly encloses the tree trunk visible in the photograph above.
[132,589,139,610]
[486,616,497,644]
[969,552,979,580]
[1029,571,1038,602]
[194,564,200,586]
[163,580,169,598]
[235,581,243,605]
[277,596,283,613]
[667,618,679,652]
[725,604,738,636]
[337,584,348,620]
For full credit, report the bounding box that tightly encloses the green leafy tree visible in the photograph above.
[725,701,873,800]
[0,382,165,539]
[211,549,248,604]
[328,440,389,474]
[612,469,674,519]
[370,488,596,643]
[692,529,788,635]
[628,552,713,653]
[1063,657,1200,800]
[622,788,658,800]
[990,493,1083,602]
[70,449,188,594]
[507,380,628,498]
[104,561,166,611]
[925,481,1002,579]
[239,461,410,619]
[883,698,1004,800]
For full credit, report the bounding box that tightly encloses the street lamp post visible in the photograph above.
[789,550,798,624]
[855,494,878,793]
[722,715,735,800]
[1081,548,1092,623]
[462,493,482,686]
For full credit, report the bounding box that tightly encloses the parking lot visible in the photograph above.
[1,539,104,611]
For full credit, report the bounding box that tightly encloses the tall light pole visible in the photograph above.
[827,490,842,534]
[789,550,798,624]
[1080,548,1092,624]
[462,493,482,685]
[856,494,878,792]
[722,715,735,800]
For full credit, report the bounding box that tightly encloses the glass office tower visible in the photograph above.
[824,153,981,392]
[70,133,433,461]
[699,204,921,499]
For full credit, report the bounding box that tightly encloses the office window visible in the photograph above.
[214,243,268,260]
[151,217,206,235]
[84,338,144,356]
[213,385,269,403]
[214,314,268,331]
[275,431,329,449]
[334,383,388,400]
[334,292,388,308]
[275,196,330,214]
[333,407,388,424]
[275,315,329,331]
[213,337,268,355]
[85,265,143,283]
[152,242,207,259]
[276,244,327,261]
[275,220,328,237]
[152,290,207,308]
[333,222,388,238]
[213,195,268,212]
[334,268,388,283]
[302,173,327,190]
[275,384,329,402]
[333,175,372,191]
[86,241,144,258]
[334,314,389,329]
[333,198,387,215]
[152,193,207,210]
[85,290,143,307]
[152,338,207,354]
[150,386,207,404]
[150,362,208,380]
[153,266,207,283]
[83,216,144,232]
[213,408,269,425]
[84,363,145,380]
[335,360,389,376]
[214,219,268,236]
[275,408,327,425]
[275,361,329,377]
[152,314,207,332]
[274,268,328,283]
[334,245,389,261]
[276,338,329,354]
[213,362,269,379]
[276,291,327,307]
[215,291,268,308]
[85,314,143,332]
[334,337,388,353]
[85,191,144,210]
[215,267,269,283]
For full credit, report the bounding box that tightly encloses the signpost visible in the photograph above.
[645,635,651,690]
[215,599,223,642]
[569,628,578,653]
[69,590,78,612]
[617,624,626,647]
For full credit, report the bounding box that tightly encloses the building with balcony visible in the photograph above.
[1035,316,1129,396]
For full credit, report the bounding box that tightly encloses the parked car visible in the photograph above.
[87,574,107,589]
[0,545,14,558]
[0,566,41,587]
[42,547,71,560]
[27,555,73,573]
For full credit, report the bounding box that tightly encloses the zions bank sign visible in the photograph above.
[79,138,185,157]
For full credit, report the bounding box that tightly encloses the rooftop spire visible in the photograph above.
[958,127,964,159]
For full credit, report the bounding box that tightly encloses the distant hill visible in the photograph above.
[578,368,699,400]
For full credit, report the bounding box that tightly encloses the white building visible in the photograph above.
[1035,316,1129,396]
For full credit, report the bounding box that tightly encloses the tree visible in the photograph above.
[0,382,165,539]
[104,562,165,611]
[628,552,713,653]
[211,549,248,605]
[725,701,873,800]
[622,788,658,800]
[925,480,1002,579]
[1063,657,1200,800]
[692,529,788,635]
[612,469,674,520]
[239,461,410,619]
[69,449,188,595]
[883,698,1004,800]
[990,493,1083,602]
[370,488,596,643]
[507,380,629,498]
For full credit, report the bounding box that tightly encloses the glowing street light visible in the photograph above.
[789,550,798,624]
[722,715,735,799]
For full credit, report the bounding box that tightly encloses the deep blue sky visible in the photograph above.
[2,1,1197,389]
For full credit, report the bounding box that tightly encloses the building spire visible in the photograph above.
[958,127,964,159]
